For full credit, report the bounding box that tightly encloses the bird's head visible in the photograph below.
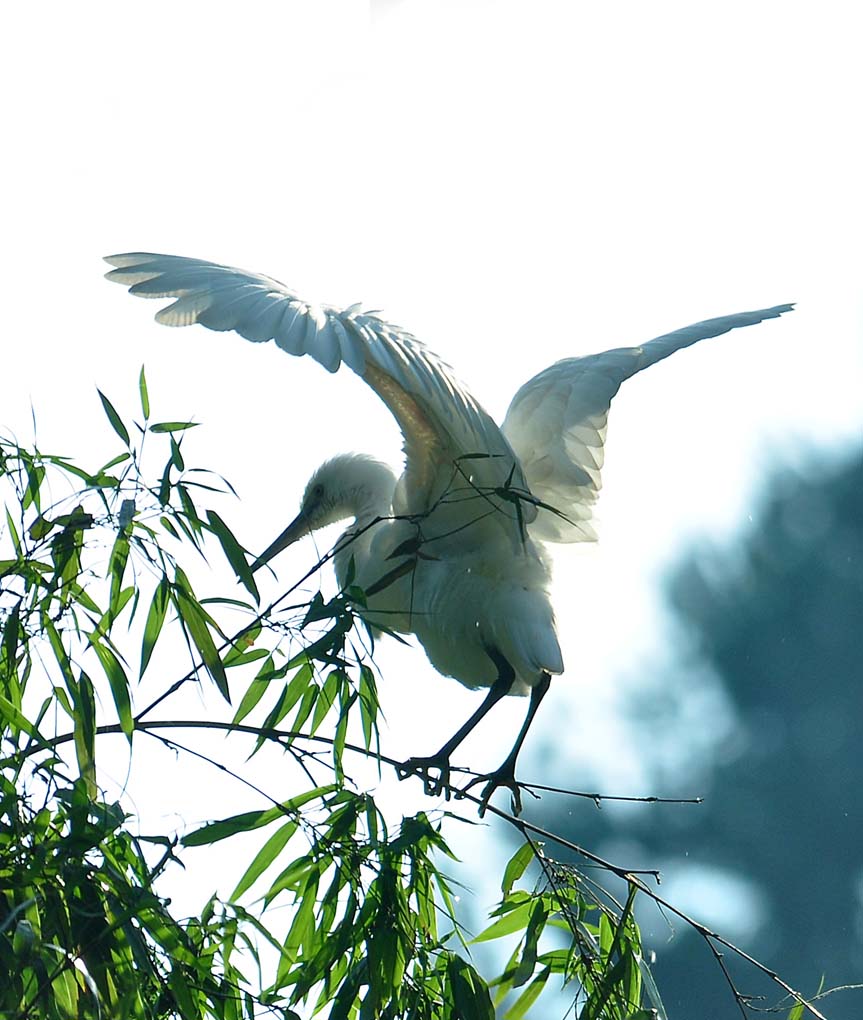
[251,453,397,572]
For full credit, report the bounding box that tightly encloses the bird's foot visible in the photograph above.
[460,763,524,817]
[397,755,453,799]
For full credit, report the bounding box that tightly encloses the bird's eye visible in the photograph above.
[312,484,324,500]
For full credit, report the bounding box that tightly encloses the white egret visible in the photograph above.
[105,252,793,813]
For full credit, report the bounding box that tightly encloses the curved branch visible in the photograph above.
[31,716,828,1019]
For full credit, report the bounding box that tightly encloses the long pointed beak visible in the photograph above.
[250,510,311,574]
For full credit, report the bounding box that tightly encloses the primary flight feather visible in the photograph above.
[105,252,793,812]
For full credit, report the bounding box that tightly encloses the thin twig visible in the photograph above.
[34,717,829,1019]
[519,781,703,806]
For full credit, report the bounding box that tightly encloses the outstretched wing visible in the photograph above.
[502,304,794,543]
[105,253,534,543]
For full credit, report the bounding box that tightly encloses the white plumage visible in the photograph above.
[105,252,793,812]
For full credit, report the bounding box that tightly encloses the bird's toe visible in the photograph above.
[461,766,523,817]
[397,755,453,798]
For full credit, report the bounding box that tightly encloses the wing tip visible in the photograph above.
[103,253,167,289]
[103,252,161,268]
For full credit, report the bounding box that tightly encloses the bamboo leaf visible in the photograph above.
[90,636,133,741]
[170,435,185,471]
[206,509,259,602]
[232,654,282,725]
[505,966,550,1020]
[231,820,298,900]
[140,577,169,678]
[97,389,131,446]
[183,787,335,847]
[172,568,229,702]
[23,461,45,511]
[512,899,547,988]
[448,956,495,1020]
[473,896,533,943]
[107,532,130,615]
[98,451,131,472]
[28,514,54,540]
[1,600,22,681]
[72,671,98,795]
[501,842,534,897]
[158,459,172,506]
[138,365,150,419]
[358,664,380,755]
[4,507,22,554]
[149,421,199,434]
[0,693,44,743]
[310,670,340,734]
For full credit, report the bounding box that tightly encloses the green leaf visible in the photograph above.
[473,895,533,943]
[284,872,320,960]
[176,484,203,537]
[172,567,230,702]
[261,661,313,734]
[97,389,131,445]
[158,460,172,506]
[222,644,269,669]
[140,577,169,678]
[28,514,55,540]
[333,688,353,780]
[310,669,341,734]
[505,966,550,1020]
[447,956,495,1020]
[183,787,335,847]
[44,616,74,684]
[170,435,185,471]
[501,841,534,897]
[107,532,130,616]
[231,655,275,724]
[636,952,666,1018]
[624,946,643,1008]
[206,509,259,602]
[98,451,131,473]
[23,461,45,511]
[138,364,150,419]
[50,968,80,1015]
[358,664,380,754]
[1,599,22,682]
[90,636,133,741]
[159,514,178,538]
[512,899,547,988]
[149,421,199,433]
[599,911,614,957]
[4,507,22,554]
[230,820,298,900]
[72,671,97,796]
[0,693,45,743]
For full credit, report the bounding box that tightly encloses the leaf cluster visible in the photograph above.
[0,379,824,1019]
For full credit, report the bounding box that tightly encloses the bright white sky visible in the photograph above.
[3,0,862,960]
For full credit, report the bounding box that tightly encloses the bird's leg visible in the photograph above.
[397,656,515,799]
[461,672,551,817]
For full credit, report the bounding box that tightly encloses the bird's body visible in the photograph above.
[105,252,793,811]
[286,451,562,697]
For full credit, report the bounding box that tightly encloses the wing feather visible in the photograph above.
[105,252,532,544]
[503,304,794,543]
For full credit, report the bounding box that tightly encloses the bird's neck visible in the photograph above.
[333,480,395,577]
[319,456,397,590]
[352,489,394,530]
[333,507,391,593]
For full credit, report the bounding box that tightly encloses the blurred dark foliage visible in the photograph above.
[537,445,863,1017]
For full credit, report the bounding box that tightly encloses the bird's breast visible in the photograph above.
[339,520,562,694]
